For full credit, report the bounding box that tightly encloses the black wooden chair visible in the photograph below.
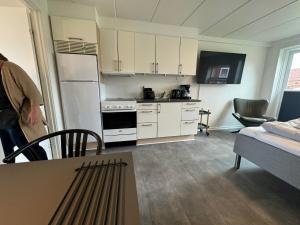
[3,129,102,164]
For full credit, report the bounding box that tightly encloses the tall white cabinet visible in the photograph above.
[156,36,180,75]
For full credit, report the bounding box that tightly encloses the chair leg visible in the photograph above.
[234,154,241,169]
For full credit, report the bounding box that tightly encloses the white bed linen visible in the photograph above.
[239,127,300,157]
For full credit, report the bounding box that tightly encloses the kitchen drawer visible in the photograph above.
[182,108,199,121]
[137,103,157,110]
[137,110,157,123]
[104,133,137,143]
[182,102,200,109]
[137,123,157,139]
[181,120,198,135]
[103,128,136,136]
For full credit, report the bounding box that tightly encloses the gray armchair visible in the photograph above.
[232,98,276,127]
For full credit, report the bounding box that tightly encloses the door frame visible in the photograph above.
[21,0,61,159]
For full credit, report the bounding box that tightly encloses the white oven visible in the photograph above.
[101,100,137,147]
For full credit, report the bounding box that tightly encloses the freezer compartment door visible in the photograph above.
[60,82,102,139]
[56,53,99,81]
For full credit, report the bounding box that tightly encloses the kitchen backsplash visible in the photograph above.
[102,75,200,99]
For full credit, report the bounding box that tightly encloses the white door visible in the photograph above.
[100,29,118,73]
[156,35,180,75]
[180,38,198,75]
[135,33,156,74]
[60,82,102,139]
[56,53,98,81]
[157,103,181,137]
[118,31,134,74]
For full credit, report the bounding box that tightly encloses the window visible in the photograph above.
[286,52,300,90]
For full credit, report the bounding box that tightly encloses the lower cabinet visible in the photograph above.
[137,123,157,139]
[180,120,198,135]
[157,103,181,137]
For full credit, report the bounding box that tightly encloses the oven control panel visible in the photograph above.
[101,100,137,112]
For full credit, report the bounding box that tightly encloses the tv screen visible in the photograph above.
[197,51,246,84]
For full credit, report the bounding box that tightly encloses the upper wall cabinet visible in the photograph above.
[156,35,180,75]
[135,33,156,74]
[179,38,198,76]
[118,31,135,74]
[100,29,118,73]
[51,16,97,43]
[100,29,134,74]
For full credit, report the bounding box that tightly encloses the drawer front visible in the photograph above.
[137,110,157,123]
[182,108,199,121]
[181,120,198,135]
[182,102,200,109]
[137,123,157,139]
[103,128,136,136]
[104,133,137,143]
[137,103,157,110]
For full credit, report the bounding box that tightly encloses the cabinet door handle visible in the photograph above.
[178,64,183,74]
[141,103,153,106]
[186,102,196,105]
[184,121,195,124]
[152,63,155,73]
[141,110,153,113]
[113,60,118,71]
[119,60,122,71]
[156,62,159,74]
[141,124,153,127]
[157,104,161,113]
[184,109,195,112]
[68,37,83,41]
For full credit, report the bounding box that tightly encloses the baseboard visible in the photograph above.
[137,135,195,146]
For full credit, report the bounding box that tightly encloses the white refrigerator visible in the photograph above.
[56,53,102,139]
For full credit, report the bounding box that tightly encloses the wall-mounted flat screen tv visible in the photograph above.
[197,51,246,84]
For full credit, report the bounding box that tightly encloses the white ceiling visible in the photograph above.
[0,0,24,7]
[49,0,300,42]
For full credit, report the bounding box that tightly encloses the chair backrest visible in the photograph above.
[233,98,269,117]
[3,129,102,164]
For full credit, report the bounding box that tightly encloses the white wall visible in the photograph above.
[100,17,269,130]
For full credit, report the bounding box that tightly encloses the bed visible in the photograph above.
[233,127,300,190]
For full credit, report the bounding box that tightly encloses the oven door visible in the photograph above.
[102,111,137,130]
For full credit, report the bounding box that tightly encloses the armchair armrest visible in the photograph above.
[232,112,241,120]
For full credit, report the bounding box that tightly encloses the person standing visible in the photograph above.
[0,53,48,163]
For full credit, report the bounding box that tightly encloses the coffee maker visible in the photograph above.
[180,85,191,99]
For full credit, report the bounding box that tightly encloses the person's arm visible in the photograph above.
[9,62,43,125]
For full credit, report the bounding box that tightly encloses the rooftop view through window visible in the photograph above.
[287,52,300,90]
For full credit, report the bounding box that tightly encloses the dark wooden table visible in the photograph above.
[0,152,140,225]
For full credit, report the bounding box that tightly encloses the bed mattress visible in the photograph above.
[239,127,300,157]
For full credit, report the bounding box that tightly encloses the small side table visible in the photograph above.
[199,109,211,136]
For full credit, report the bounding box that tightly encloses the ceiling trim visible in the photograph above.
[223,0,299,37]
[180,0,206,26]
[151,0,161,22]
[199,0,252,34]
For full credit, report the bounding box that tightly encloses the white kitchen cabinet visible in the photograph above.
[100,29,118,73]
[182,108,199,121]
[181,121,198,135]
[137,123,157,139]
[179,38,198,75]
[157,103,181,137]
[137,103,157,110]
[137,110,157,123]
[182,102,201,109]
[156,35,180,75]
[118,31,134,74]
[51,16,97,43]
[135,33,156,74]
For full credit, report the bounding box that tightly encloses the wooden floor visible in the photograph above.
[104,131,300,225]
